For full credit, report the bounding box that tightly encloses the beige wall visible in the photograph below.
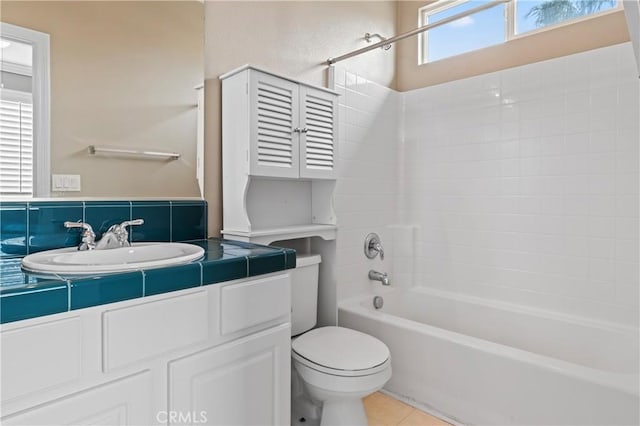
[203,1,397,236]
[2,1,204,198]
[395,2,631,91]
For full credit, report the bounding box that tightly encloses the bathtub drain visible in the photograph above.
[373,296,384,309]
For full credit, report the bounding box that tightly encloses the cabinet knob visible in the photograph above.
[292,128,301,133]
[300,127,308,133]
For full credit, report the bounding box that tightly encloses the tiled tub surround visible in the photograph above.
[332,68,402,302]
[403,42,639,326]
[335,43,639,425]
[0,200,208,258]
[0,199,296,324]
[0,239,295,324]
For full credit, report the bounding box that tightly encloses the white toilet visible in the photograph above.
[291,254,392,426]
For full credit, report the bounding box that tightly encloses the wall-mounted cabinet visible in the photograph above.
[220,66,339,244]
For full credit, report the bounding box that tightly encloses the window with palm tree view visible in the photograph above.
[420,0,619,63]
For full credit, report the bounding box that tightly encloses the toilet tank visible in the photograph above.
[291,254,321,336]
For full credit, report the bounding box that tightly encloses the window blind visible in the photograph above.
[0,99,33,195]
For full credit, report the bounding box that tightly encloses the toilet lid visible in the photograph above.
[292,326,390,371]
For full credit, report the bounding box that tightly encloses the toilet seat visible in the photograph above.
[292,326,390,377]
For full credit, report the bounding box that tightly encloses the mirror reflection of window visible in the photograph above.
[1,36,34,196]
[0,23,50,199]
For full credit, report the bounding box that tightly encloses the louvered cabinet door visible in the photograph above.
[249,71,300,178]
[299,86,338,179]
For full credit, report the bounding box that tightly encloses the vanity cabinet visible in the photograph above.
[0,273,291,426]
[221,66,339,244]
[222,66,338,180]
[169,324,290,426]
[2,372,152,426]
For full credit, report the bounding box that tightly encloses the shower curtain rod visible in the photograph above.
[327,0,511,65]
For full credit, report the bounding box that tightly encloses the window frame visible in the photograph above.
[419,0,623,65]
[0,22,50,197]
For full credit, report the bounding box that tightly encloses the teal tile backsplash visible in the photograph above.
[0,202,28,257]
[84,201,131,240]
[0,199,208,258]
[28,202,83,253]
[131,201,171,242]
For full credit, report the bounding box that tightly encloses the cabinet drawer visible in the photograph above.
[103,290,208,371]
[1,317,82,403]
[220,274,290,335]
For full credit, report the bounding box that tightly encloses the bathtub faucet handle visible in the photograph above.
[373,242,384,260]
[364,233,385,260]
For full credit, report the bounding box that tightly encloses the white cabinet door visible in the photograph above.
[249,71,300,178]
[169,324,291,426]
[1,372,152,426]
[1,317,82,404]
[299,86,338,179]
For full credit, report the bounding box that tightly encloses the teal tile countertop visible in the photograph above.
[0,239,296,324]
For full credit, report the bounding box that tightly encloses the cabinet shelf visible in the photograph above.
[222,224,337,245]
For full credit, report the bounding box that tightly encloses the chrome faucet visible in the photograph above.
[64,219,144,251]
[369,270,390,286]
[64,221,96,251]
[95,219,144,249]
[364,233,385,260]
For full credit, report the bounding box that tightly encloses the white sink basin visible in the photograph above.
[21,242,205,276]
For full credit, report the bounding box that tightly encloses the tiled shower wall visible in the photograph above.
[332,68,401,301]
[403,42,639,326]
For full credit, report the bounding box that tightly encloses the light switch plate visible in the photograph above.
[52,174,81,191]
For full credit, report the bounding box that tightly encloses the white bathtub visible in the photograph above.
[338,287,639,425]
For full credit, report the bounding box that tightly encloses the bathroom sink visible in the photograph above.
[21,242,205,276]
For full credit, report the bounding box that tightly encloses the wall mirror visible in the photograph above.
[1,1,204,199]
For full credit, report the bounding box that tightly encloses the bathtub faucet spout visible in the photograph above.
[369,270,390,286]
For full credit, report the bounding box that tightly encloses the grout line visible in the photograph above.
[378,390,460,426]
[169,201,173,242]
[25,202,30,255]
[396,407,417,425]
[66,280,71,311]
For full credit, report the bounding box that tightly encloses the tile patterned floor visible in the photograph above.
[363,392,451,426]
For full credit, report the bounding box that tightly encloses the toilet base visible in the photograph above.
[320,399,367,426]
[292,392,321,426]
[292,362,391,426]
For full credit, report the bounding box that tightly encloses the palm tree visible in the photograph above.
[525,0,617,27]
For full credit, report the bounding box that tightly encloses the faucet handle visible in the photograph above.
[373,242,385,260]
[108,219,144,247]
[364,233,385,260]
[64,221,94,233]
[64,221,96,251]
[120,218,144,228]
